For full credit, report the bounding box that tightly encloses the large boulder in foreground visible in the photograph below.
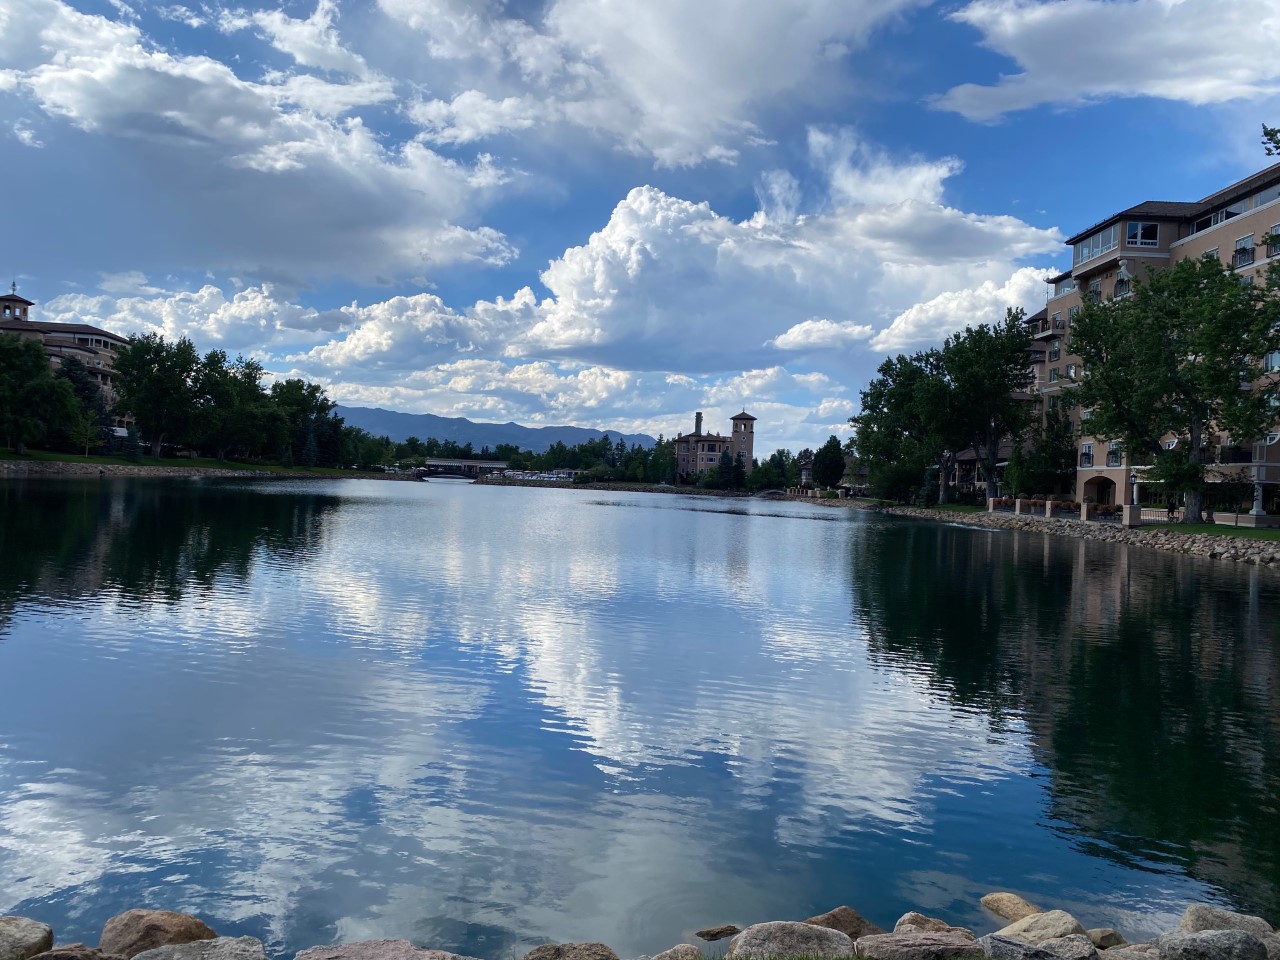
[1037,934,1098,960]
[522,945,618,960]
[726,921,854,960]
[1180,909,1274,940]
[979,935,1062,960]
[0,918,54,960]
[981,896,1043,924]
[807,907,884,940]
[297,943,481,960]
[695,927,740,943]
[1157,931,1268,960]
[855,932,983,960]
[99,912,216,960]
[133,938,266,960]
[995,912,1087,946]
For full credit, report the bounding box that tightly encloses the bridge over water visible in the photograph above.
[414,457,508,478]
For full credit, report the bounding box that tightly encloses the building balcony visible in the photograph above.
[1269,241,1280,259]
[1233,247,1256,268]
[1106,453,1122,467]
[1079,454,1094,468]
[1217,445,1255,464]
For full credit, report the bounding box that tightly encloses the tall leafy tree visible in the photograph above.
[1069,255,1280,522]
[812,435,846,488]
[944,309,1034,502]
[114,333,201,456]
[0,334,78,454]
[853,349,965,503]
[194,352,282,461]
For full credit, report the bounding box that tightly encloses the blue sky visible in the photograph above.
[3,0,1279,451]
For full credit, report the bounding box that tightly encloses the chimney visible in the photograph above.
[695,411,703,435]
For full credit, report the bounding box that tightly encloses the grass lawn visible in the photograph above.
[0,448,358,476]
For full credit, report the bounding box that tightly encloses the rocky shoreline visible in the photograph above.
[4,898,1276,960]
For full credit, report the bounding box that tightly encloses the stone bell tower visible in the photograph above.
[730,410,756,475]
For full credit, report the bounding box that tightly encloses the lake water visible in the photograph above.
[2,478,1279,958]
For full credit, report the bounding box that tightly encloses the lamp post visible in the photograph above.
[1129,473,1138,505]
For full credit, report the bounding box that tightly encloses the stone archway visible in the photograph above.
[1083,476,1117,505]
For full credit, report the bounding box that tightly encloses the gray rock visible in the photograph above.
[1100,948,1155,960]
[995,913,1087,946]
[979,935,1063,960]
[296,942,482,960]
[695,927,741,943]
[1087,932,1126,950]
[1260,936,1280,960]
[1156,931,1268,960]
[522,945,618,960]
[1038,935,1098,960]
[133,938,266,960]
[894,916,974,941]
[99,913,216,960]
[855,932,983,960]
[29,945,124,960]
[651,947,700,960]
[981,896,1043,924]
[0,919,53,960]
[807,908,885,940]
[726,922,854,960]
[0,919,54,960]
[1180,909,1274,940]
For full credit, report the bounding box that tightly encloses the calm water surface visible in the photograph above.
[2,479,1279,958]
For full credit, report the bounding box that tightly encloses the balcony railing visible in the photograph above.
[1079,453,1094,468]
[1233,247,1256,268]
[1106,453,1123,467]
[1217,446,1255,464]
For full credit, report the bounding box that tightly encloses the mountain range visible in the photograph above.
[335,406,656,453]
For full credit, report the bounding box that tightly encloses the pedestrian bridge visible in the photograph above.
[414,458,508,478]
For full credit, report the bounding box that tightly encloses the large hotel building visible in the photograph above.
[1024,159,1280,512]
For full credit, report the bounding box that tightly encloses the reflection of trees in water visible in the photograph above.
[0,480,341,619]
[851,520,1280,918]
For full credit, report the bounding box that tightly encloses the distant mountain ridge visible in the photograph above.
[335,405,656,454]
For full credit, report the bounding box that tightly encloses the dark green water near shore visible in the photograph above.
[1,479,1278,958]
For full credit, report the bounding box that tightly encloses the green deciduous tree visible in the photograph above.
[853,350,965,503]
[114,333,201,456]
[0,334,79,454]
[944,309,1034,502]
[813,434,846,488]
[1069,255,1280,522]
[1006,407,1077,497]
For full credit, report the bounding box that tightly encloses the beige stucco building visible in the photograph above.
[675,410,756,483]
[1,286,130,415]
[1027,160,1280,515]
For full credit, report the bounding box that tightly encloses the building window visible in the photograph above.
[1051,311,1062,329]
[1074,224,1119,265]
[1087,279,1102,303]
[1269,226,1280,258]
[1048,395,1059,411]
[1082,409,1093,421]
[1165,439,1177,450]
[1126,222,1159,247]
[1233,234,1256,268]
[1107,440,1122,467]
[1266,351,1280,372]
[1068,305,1080,319]
[1049,367,1060,383]
[1048,339,1061,362]
[1066,363,1077,379]
[1081,443,1094,468]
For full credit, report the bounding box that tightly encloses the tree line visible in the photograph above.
[1,329,854,488]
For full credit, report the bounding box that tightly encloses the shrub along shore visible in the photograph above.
[2,896,1276,960]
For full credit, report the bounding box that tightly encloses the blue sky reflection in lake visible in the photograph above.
[1,479,1274,959]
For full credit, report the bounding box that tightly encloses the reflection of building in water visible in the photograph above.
[674,410,756,483]
[0,284,130,419]
[851,522,1280,920]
